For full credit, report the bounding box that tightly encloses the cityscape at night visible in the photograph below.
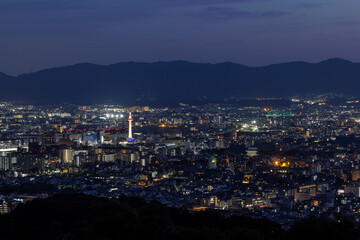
[2,0,360,239]
[0,96,359,236]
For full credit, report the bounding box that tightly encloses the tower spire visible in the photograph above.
[127,112,134,141]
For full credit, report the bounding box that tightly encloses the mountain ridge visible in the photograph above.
[1,58,359,104]
[1,58,355,77]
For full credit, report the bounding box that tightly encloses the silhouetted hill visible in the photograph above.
[1,58,360,104]
[0,194,282,240]
[0,72,10,81]
[0,194,357,240]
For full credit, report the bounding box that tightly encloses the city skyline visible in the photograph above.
[1,1,360,238]
[0,95,360,233]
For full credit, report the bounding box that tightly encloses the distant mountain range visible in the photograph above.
[0,58,359,104]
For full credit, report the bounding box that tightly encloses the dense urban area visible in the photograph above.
[1,94,360,227]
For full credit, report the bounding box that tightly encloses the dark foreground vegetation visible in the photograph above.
[0,194,358,240]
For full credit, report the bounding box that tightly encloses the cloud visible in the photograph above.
[196,6,289,20]
[0,0,283,25]
[298,2,330,8]
[153,0,256,7]
[0,0,162,26]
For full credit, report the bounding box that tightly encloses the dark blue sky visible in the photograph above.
[1,0,360,75]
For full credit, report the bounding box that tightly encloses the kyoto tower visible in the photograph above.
[127,112,135,142]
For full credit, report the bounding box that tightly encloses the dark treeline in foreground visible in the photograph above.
[0,194,358,240]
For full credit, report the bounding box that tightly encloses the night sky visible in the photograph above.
[1,0,360,75]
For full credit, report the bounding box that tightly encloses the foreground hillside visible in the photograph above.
[0,194,357,240]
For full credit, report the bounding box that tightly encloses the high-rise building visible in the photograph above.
[0,152,12,171]
[351,169,360,181]
[61,149,73,163]
[209,156,217,169]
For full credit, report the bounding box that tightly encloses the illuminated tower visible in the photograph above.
[127,112,134,141]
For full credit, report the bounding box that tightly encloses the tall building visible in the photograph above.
[209,156,217,169]
[0,152,12,171]
[351,169,360,181]
[127,112,135,142]
[61,149,73,163]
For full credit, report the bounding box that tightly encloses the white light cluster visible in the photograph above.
[105,114,124,119]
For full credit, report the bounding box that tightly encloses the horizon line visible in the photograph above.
[0,57,356,77]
